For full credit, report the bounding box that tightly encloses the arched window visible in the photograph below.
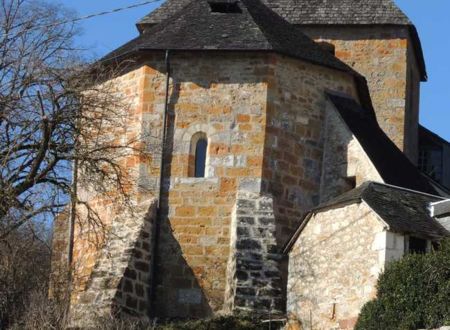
[189,132,208,178]
[194,138,208,177]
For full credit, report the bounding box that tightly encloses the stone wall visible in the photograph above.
[263,54,358,245]
[69,199,157,328]
[147,53,360,317]
[146,52,270,318]
[320,100,383,202]
[49,210,71,301]
[225,192,283,314]
[68,65,157,307]
[287,202,387,330]
[301,26,419,163]
[52,50,364,320]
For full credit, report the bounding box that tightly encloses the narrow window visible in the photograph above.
[195,138,208,178]
[189,132,208,178]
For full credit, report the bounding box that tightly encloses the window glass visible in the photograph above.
[195,138,207,178]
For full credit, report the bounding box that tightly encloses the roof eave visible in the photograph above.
[102,47,359,76]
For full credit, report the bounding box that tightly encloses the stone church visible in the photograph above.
[49,0,450,328]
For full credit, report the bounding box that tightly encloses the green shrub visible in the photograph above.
[355,239,450,330]
[157,315,263,330]
[92,314,275,330]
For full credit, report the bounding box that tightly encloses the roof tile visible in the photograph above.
[138,0,411,27]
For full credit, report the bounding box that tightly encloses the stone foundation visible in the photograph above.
[68,199,157,328]
[225,191,283,314]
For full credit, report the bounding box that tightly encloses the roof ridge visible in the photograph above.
[138,0,413,27]
[368,181,445,200]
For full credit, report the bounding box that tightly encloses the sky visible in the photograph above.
[58,0,450,141]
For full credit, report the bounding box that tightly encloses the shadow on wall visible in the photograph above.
[153,81,213,318]
[111,202,157,319]
[287,210,374,330]
[136,52,285,317]
[68,200,157,327]
[261,81,357,313]
[145,52,276,318]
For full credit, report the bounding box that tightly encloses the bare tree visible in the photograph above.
[0,0,139,241]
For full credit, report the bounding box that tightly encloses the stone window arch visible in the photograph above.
[189,132,208,178]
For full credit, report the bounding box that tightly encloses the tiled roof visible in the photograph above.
[327,93,438,195]
[103,0,354,73]
[138,0,410,27]
[284,182,449,253]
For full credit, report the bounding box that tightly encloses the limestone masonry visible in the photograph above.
[50,1,450,329]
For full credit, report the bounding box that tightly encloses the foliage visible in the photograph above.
[91,314,273,330]
[355,239,450,330]
[0,0,140,241]
[0,225,60,329]
[156,315,266,330]
[7,289,67,330]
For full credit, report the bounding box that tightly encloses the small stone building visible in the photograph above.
[48,0,450,328]
[285,182,449,330]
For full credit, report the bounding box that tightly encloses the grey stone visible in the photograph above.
[236,239,261,250]
[177,288,202,305]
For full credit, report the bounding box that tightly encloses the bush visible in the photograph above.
[0,227,53,329]
[91,314,275,330]
[8,290,67,330]
[355,239,450,330]
[157,316,262,330]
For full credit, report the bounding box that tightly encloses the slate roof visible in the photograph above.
[103,0,354,74]
[137,0,426,81]
[284,182,449,253]
[327,93,438,195]
[138,0,410,27]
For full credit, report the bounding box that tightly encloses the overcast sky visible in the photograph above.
[58,0,450,141]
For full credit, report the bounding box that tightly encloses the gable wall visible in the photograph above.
[301,26,418,163]
[320,101,384,202]
[287,202,387,330]
[263,54,358,245]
